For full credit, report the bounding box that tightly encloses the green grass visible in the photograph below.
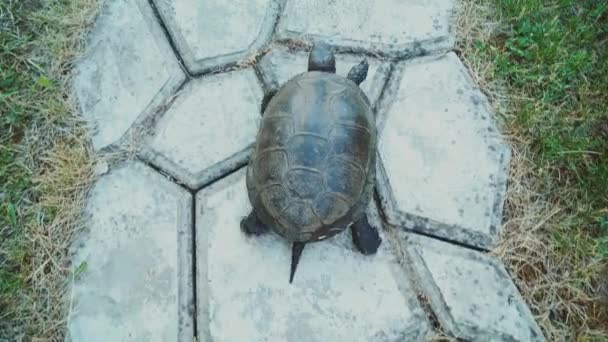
[1,1,42,328]
[459,0,607,338]
[487,0,608,259]
[1,0,97,339]
[486,0,608,204]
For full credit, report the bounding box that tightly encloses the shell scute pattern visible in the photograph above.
[279,201,322,234]
[286,134,329,169]
[254,149,288,186]
[324,158,366,201]
[263,78,316,120]
[260,185,289,218]
[313,192,351,225]
[257,115,294,148]
[284,168,324,199]
[291,80,336,137]
[329,124,372,169]
[249,72,374,240]
[324,80,371,129]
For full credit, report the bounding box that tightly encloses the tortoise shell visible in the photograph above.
[246,71,376,243]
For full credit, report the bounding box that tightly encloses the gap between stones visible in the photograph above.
[136,153,248,194]
[145,0,191,78]
[145,0,288,78]
[145,0,449,79]
[92,73,190,156]
[372,185,489,254]
[371,63,397,119]
[406,226,488,253]
[377,191,451,338]
[190,191,199,340]
[135,158,199,338]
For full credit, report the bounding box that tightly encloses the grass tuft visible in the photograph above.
[0,0,99,339]
[456,0,608,339]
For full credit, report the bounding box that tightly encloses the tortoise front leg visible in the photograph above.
[346,59,369,86]
[240,210,270,235]
[350,215,381,255]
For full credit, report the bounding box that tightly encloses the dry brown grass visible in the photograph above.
[24,139,96,339]
[455,0,608,340]
[0,0,101,339]
[492,143,602,340]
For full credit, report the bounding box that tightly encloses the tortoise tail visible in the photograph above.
[289,242,306,284]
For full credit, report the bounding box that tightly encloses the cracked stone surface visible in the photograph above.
[66,161,193,341]
[141,69,263,189]
[73,0,185,151]
[68,0,544,340]
[195,170,430,342]
[400,233,545,341]
[376,53,511,249]
[153,0,282,73]
[258,46,391,105]
[276,0,455,57]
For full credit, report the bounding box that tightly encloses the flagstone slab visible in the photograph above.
[276,0,455,57]
[66,161,193,342]
[375,52,511,249]
[73,0,185,151]
[140,69,263,189]
[152,0,282,74]
[399,233,545,341]
[257,46,391,105]
[195,169,431,342]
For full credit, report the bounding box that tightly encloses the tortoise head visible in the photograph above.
[308,42,336,73]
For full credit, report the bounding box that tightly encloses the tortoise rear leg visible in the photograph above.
[350,215,381,255]
[240,210,269,235]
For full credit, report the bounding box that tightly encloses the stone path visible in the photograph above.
[67,0,544,341]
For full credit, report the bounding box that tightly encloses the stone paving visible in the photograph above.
[67,0,544,341]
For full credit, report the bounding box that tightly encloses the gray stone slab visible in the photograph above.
[195,169,430,342]
[375,53,511,249]
[73,0,185,151]
[153,0,282,74]
[400,233,545,341]
[66,161,193,342]
[141,69,263,189]
[257,46,391,105]
[276,0,455,57]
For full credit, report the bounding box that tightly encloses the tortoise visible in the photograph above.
[241,43,381,283]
